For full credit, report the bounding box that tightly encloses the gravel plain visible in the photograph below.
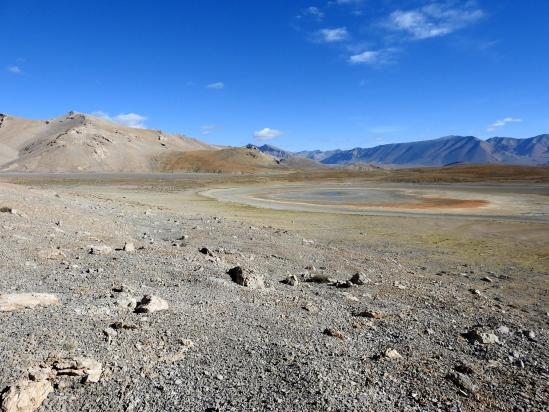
[0,179,547,411]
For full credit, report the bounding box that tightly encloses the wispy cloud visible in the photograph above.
[331,0,364,5]
[298,1,486,68]
[200,124,222,135]
[7,65,22,75]
[206,82,224,90]
[304,6,324,20]
[253,128,283,140]
[92,111,147,128]
[487,117,523,132]
[387,2,484,40]
[317,27,349,43]
[349,48,396,66]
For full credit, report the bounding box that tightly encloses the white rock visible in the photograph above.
[1,378,53,412]
[53,357,102,384]
[384,349,403,360]
[123,242,135,252]
[89,245,113,255]
[0,293,59,312]
[115,294,137,310]
[135,295,169,313]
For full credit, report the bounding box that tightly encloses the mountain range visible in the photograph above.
[255,134,549,167]
[1,111,548,173]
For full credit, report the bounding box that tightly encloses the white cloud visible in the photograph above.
[92,111,147,128]
[304,6,324,20]
[253,128,283,140]
[115,113,147,128]
[388,3,484,40]
[487,117,523,132]
[206,82,224,89]
[349,50,380,64]
[7,65,22,75]
[318,27,349,43]
[349,48,397,65]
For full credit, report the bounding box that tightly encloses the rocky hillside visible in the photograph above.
[0,112,214,172]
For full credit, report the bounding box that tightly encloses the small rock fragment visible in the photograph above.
[447,372,478,395]
[122,242,135,252]
[302,303,319,313]
[305,274,334,284]
[103,327,117,343]
[199,247,214,256]
[334,280,353,288]
[134,295,169,313]
[323,328,345,340]
[350,272,369,285]
[384,349,402,360]
[463,329,499,345]
[89,245,113,255]
[522,330,536,341]
[281,274,299,286]
[227,267,265,289]
[114,294,137,310]
[357,310,384,319]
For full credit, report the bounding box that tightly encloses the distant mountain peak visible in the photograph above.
[255,134,549,167]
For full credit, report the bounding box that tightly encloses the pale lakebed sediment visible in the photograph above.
[202,182,549,223]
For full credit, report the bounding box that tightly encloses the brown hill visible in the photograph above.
[156,147,288,174]
[0,112,213,172]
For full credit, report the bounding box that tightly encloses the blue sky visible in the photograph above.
[1,0,548,151]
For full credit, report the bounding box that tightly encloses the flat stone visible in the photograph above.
[89,245,113,255]
[0,293,59,312]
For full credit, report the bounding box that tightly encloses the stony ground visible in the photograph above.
[0,181,547,411]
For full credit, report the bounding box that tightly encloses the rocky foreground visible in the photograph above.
[0,182,547,411]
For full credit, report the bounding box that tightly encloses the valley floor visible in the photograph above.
[0,174,547,411]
